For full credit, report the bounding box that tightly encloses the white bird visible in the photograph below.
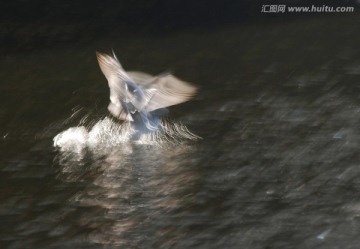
[96,51,197,133]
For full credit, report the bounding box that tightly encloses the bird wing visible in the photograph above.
[144,74,198,112]
[97,52,142,120]
[127,71,156,85]
[129,71,197,111]
[97,52,197,117]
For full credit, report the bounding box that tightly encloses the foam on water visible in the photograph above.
[53,117,200,152]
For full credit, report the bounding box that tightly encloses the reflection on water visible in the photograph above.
[50,103,201,248]
[54,142,200,248]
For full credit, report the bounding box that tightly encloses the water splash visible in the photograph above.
[53,116,200,152]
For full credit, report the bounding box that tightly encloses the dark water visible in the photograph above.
[2,12,360,249]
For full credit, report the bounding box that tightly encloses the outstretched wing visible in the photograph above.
[145,74,197,112]
[128,71,197,111]
[96,51,133,83]
[127,71,156,85]
[97,52,198,120]
[97,52,143,120]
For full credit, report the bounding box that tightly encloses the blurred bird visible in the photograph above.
[96,51,197,134]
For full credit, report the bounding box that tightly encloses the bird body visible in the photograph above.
[96,52,197,133]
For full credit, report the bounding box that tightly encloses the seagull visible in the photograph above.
[96,51,197,134]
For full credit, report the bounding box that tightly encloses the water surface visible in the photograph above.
[1,14,360,249]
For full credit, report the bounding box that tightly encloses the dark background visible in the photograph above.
[1,0,358,54]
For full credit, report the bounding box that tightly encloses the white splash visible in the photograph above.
[53,117,200,152]
[53,126,88,153]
